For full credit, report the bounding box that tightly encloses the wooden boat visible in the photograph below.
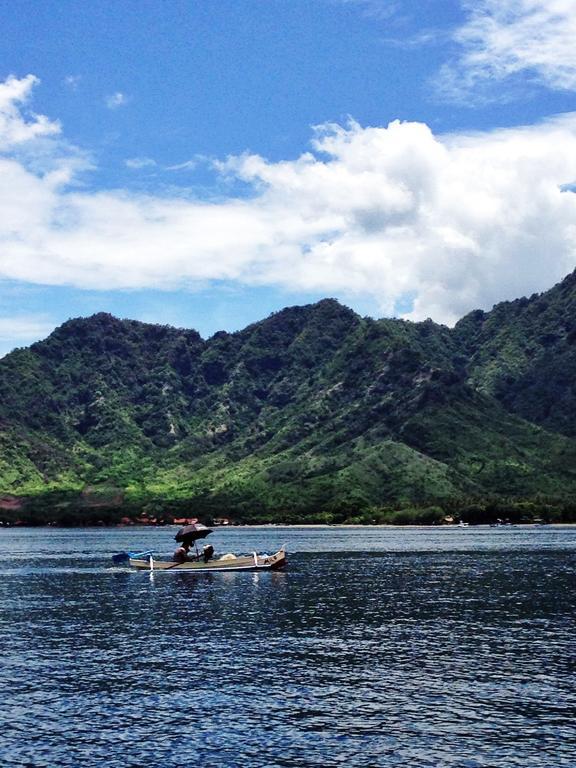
[127,546,287,572]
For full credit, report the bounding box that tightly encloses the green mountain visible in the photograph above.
[455,269,576,437]
[3,273,576,525]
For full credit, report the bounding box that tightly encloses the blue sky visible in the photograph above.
[1,0,576,355]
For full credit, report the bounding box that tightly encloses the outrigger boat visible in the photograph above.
[112,519,287,572]
[120,546,287,572]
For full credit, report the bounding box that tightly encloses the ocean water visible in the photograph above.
[0,525,575,767]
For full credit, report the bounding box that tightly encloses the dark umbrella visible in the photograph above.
[175,522,213,544]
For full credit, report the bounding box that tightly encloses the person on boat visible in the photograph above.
[173,542,190,562]
[202,543,214,563]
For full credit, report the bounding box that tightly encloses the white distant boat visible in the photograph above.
[458,521,470,527]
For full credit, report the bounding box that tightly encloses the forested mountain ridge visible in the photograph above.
[2,272,576,525]
[455,269,576,437]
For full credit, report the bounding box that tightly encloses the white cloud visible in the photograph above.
[0,74,60,149]
[0,315,55,342]
[125,157,156,170]
[105,91,127,109]
[2,75,576,326]
[166,159,198,172]
[439,0,576,100]
[63,75,81,91]
[0,314,56,358]
[335,0,400,21]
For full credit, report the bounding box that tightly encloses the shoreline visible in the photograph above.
[2,522,575,530]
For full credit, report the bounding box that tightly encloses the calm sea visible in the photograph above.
[1,525,575,767]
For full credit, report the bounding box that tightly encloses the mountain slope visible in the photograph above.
[2,275,576,523]
[455,269,576,437]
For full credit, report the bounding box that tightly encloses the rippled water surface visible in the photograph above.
[1,525,575,767]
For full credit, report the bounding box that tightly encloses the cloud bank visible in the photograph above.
[2,75,576,326]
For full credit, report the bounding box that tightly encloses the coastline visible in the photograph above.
[2,522,574,530]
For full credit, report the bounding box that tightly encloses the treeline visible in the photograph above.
[2,491,575,527]
[342,499,576,526]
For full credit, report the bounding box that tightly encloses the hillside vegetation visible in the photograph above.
[3,272,576,525]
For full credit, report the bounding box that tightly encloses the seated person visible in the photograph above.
[202,544,214,563]
[173,543,190,562]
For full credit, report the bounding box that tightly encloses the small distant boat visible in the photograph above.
[114,546,287,573]
[458,521,470,527]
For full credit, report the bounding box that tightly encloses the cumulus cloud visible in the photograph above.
[2,75,576,325]
[0,74,60,149]
[439,0,576,100]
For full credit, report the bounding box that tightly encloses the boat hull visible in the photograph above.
[128,547,287,572]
